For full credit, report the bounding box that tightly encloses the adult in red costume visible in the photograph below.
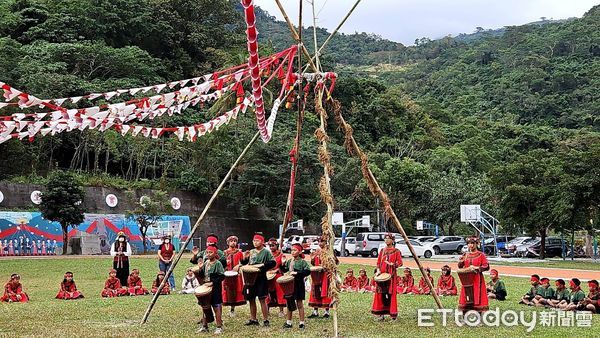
[457,237,489,312]
[56,272,84,299]
[127,269,149,296]
[101,269,128,297]
[222,235,246,316]
[308,237,338,318]
[267,238,286,317]
[371,233,402,320]
[1,274,29,302]
[436,265,458,296]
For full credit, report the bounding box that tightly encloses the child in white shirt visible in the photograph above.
[180,267,199,294]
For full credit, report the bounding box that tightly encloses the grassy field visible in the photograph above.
[0,256,598,337]
[484,259,600,271]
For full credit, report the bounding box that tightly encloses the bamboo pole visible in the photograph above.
[331,103,444,309]
[309,0,362,69]
[311,0,321,71]
[274,0,318,72]
[141,131,261,324]
[315,88,340,337]
[277,0,304,248]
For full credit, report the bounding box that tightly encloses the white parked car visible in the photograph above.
[333,237,356,256]
[378,239,435,258]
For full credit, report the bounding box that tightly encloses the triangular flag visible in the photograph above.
[120,124,131,136]
[54,98,67,106]
[175,127,185,141]
[131,126,143,136]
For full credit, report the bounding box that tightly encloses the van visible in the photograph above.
[355,232,400,257]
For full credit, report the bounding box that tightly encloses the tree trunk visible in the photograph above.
[142,232,147,254]
[539,229,547,260]
[62,226,69,255]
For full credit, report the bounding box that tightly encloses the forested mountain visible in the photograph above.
[0,1,598,241]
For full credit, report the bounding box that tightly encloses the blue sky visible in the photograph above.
[254,0,600,45]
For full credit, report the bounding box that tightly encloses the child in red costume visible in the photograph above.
[341,268,358,292]
[101,269,128,297]
[151,271,171,295]
[56,271,84,299]
[397,268,418,294]
[127,269,149,296]
[1,274,29,302]
[416,267,434,295]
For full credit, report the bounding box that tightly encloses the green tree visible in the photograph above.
[126,190,170,254]
[39,170,85,255]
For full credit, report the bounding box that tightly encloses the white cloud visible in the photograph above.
[254,0,599,45]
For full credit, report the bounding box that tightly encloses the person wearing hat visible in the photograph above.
[196,245,226,334]
[486,269,506,301]
[158,235,176,291]
[222,235,246,316]
[280,243,311,329]
[190,234,227,268]
[56,271,84,300]
[241,233,276,327]
[417,267,434,295]
[436,265,457,296]
[110,232,132,287]
[457,236,490,312]
[371,233,402,320]
[1,273,29,302]
[308,236,338,318]
[267,237,286,317]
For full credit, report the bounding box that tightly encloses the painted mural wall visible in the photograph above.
[0,211,190,255]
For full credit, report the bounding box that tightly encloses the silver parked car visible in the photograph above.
[426,236,466,255]
[333,237,357,256]
[356,232,401,257]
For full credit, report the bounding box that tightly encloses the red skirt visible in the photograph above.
[56,290,84,299]
[371,275,398,317]
[397,285,419,294]
[222,274,246,306]
[127,287,149,296]
[458,273,489,312]
[1,292,29,302]
[309,277,332,308]
[101,288,128,297]
[267,275,286,307]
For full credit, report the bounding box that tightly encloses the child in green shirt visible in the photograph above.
[520,274,543,306]
[548,279,570,308]
[196,245,225,334]
[486,269,507,301]
[558,278,586,311]
[280,243,311,330]
[533,277,555,307]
